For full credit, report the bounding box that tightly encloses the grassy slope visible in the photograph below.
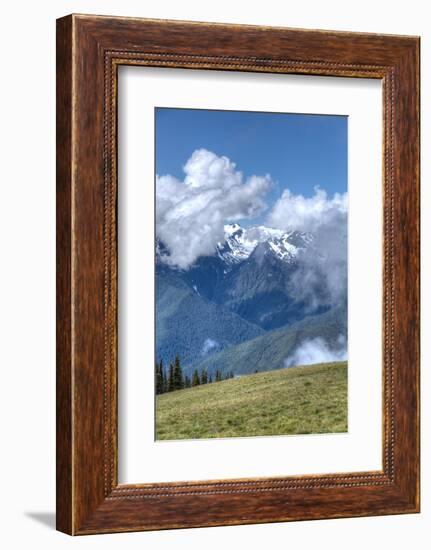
[156,361,347,440]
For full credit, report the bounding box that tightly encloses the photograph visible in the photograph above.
[154,107,348,440]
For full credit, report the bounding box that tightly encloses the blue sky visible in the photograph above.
[155,108,348,224]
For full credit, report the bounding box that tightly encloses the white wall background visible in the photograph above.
[0,1,428,548]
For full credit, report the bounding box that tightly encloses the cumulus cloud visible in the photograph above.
[267,187,347,234]
[267,186,348,310]
[156,149,271,269]
[284,335,347,368]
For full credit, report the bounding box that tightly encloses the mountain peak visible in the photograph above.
[217,223,311,266]
[156,223,312,270]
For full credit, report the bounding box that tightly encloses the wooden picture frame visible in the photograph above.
[56,14,420,535]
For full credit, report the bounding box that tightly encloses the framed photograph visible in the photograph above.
[56,14,420,534]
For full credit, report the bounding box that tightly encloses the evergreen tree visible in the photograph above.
[192,369,200,387]
[162,363,168,393]
[168,362,174,392]
[173,355,184,390]
[156,359,167,395]
[215,369,222,382]
[184,375,191,388]
[201,368,208,385]
[208,374,212,384]
[159,360,164,393]
[155,361,160,395]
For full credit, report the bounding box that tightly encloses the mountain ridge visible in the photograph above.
[155,222,346,369]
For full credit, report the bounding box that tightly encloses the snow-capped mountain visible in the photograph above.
[216,223,312,266]
[156,223,312,270]
[156,222,345,369]
[156,223,320,333]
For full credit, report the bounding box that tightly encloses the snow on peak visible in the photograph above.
[157,224,312,269]
[217,223,311,266]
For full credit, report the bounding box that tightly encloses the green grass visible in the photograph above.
[156,361,347,440]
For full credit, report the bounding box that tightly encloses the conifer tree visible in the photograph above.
[192,369,200,387]
[155,361,160,395]
[159,360,164,393]
[156,360,167,394]
[201,368,208,385]
[184,375,191,388]
[168,362,174,392]
[162,363,168,393]
[208,374,212,384]
[173,355,184,390]
[215,369,222,382]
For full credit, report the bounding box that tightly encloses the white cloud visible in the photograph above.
[266,186,348,310]
[267,186,347,234]
[284,335,347,368]
[156,149,271,269]
[156,151,348,311]
[201,338,219,356]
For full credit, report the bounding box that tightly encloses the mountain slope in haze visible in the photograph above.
[215,238,328,330]
[187,304,347,377]
[159,223,323,331]
[156,269,264,367]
